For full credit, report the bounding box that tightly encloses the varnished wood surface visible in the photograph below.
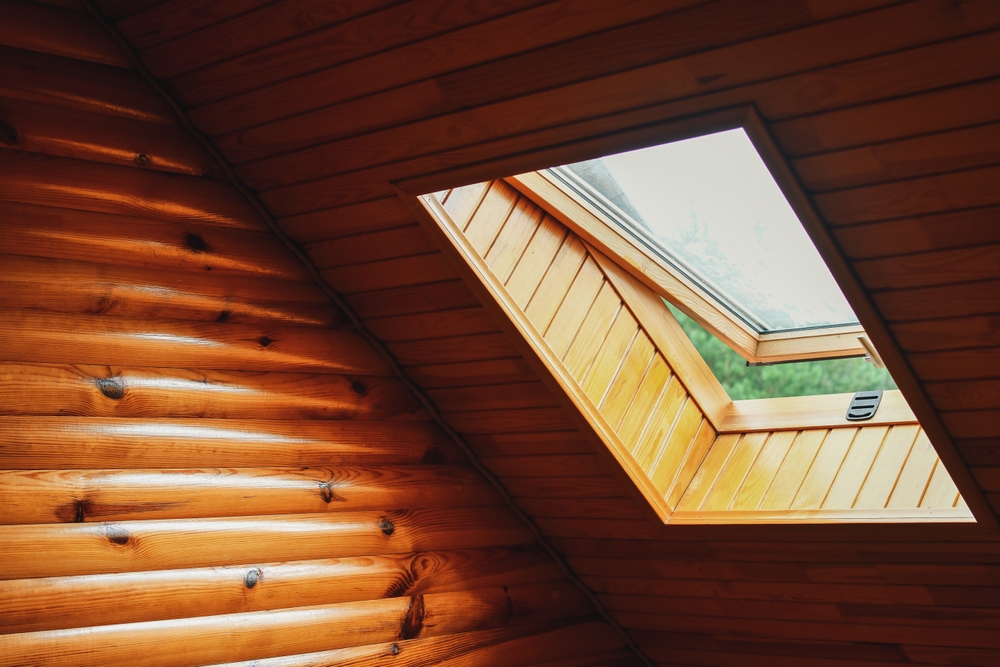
[7,0,1000,665]
[0,6,611,667]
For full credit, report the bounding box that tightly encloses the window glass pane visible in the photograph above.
[554,128,859,333]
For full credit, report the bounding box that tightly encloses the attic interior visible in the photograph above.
[1,1,999,666]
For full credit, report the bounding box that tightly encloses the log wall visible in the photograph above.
[0,4,629,665]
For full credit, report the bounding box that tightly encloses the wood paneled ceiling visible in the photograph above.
[14,0,1000,664]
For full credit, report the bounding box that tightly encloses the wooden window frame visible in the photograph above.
[505,107,869,364]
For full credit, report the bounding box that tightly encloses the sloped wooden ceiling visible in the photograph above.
[0,3,635,666]
[4,0,999,665]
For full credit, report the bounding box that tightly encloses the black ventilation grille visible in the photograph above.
[846,390,883,421]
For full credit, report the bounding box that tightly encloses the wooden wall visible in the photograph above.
[70,1,1000,665]
[0,4,637,666]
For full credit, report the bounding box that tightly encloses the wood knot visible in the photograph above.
[185,233,208,252]
[258,336,272,347]
[317,481,346,504]
[216,310,230,323]
[104,524,131,546]
[389,644,401,656]
[398,595,424,640]
[0,120,17,146]
[134,153,151,166]
[351,381,366,395]
[96,376,126,400]
[378,517,395,536]
[244,568,261,589]
[74,500,87,523]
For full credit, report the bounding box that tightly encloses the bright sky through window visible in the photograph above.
[558,128,859,333]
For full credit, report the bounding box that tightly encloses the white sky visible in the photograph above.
[599,128,857,331]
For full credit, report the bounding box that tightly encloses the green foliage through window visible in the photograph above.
[666,302,897,400]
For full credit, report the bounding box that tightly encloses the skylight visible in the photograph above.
[549,128,859,334]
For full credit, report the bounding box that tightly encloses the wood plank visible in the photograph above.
[598,333,655,430]
[278,197,414,244]
[856,243,1000,290]
[0,311,391,376]
[463,182,517,253]
[543,256,605,358]
[617,355,671,452]
[0,150,263,229]
[921,460,962,508]
[0,96,215,175]
[0,200,309,280]
[580,307,638,405]
[562,281,621,379]
[0,546,558,632]
[0,506,533,579]
[854,424,921,509]
[306,225,438,269]
[523,234,587,333]
[388,332,520,366]
[823,426,889,509]
[0,465,495,525]
[426,382,556,413]
[664,418,717,510]
[721,391,917,432]
[793,121,1000,192]
[0,0,128,67]
[0,43,173,122]
[675,433,741,512]
[441,182,489,229]
[731,431,798,511]
[364,307,499,344]
[631,378,687,471]
[649,401,704,498]
[875,278,1000,325]
[0,363,422,420]
[484,199,544,283]
[116,0,275,50]
[442,407,574,435]
[0,584,589,667]
[773,77,1000,157]
[759,430,828,510]
[700,432,770,511]
[505,216,568,309]
[405,357,537,388]
[324,252,458,294]
[887,431,941,509]
[0,417,460,469]
[0,254,337,327]
[347,280,480,320]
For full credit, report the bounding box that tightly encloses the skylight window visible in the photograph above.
[553,129,857,333]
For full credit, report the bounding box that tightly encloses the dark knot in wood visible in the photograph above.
[378,517,395,536]
[351,381,367,395]
[244,568,261,589]
[74,501,86,523]
[398,595,424,640]
[184,233,208,252]
[134,153,151,166]
[104,524,131,546]
[258,336,272,348]
[216,310,230,322]
[389,644,401,656]
[0,120,17,146]
[96,376,126,400]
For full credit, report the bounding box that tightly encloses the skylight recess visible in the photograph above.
[549,128,858,334]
